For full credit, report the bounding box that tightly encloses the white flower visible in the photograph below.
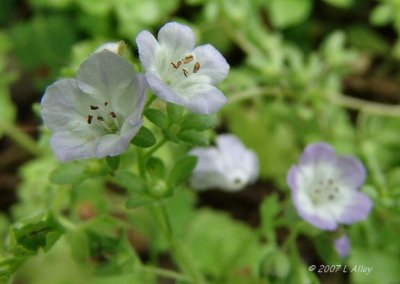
[189,134,259,191]
[287,142,373,231]
[136,22,229,114]
[41,50,148,162]
[95,41,126,55]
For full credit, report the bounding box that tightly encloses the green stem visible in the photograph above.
[326,93,400,117]
[143,137,167,159]
[228,86,400,117]
[136,148,146,177]
[145,93,157,109]
[227,86,280,104]
[136,265,193,283]
[0,121,42,156]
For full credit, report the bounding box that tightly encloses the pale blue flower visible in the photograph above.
[287,142,373,231]
[334,235,350,258]
[41,50,147,162]
[136,22,229,114]
[189,134,259,191]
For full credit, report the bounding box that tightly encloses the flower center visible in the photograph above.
[170,54,201,78]
[86,101,120,133]
[310,178,341,206]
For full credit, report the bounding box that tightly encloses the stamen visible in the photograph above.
[90,105,99,110]
[97,116,104,121]
[183,55,194,64]
[104,102,108,106]
[87,115,93,124]
[328,194,335,200]
[193,62,200,73]
[110,112,117,118]
[182,68,189,77]
[171,61,182,69]
[328,179,334,185]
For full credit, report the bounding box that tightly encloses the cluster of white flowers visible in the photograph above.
[41,22,229,162]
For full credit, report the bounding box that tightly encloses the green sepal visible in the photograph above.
[10,213,64,256]
[131,126,156,148]
[146,157,166,179]
[110,170,147,193]
[177,130,208,146]
[106,156,120,171]
[180,113,217,131]
[168,155,198,187]
[144,108,168,129]
[166,102,184,124]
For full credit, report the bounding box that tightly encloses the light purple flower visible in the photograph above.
[189,134,259,191]
[287,142,373,231]
[334,235,351,258]
[136,22,229,114]
[41,50,148,162]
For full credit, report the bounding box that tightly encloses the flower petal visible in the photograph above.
[41,79,85,131]
[184,84,227,114]
[189,148,226,190]
[300,142,337,166]
[193,44,230,84]
[292,187,338,230]
[136,31,160,70]
[338,191,373,224]
[50,130,98,162]
[145,71,186,105]
[157,22,195,59]
[76,51,137,103]
[335,156,366,189]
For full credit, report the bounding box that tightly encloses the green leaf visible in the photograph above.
[177,130,208,146]
[11,214,64,255]
[111,171,147,192]
[168,155,198,187]
[180,113,217,131]
[166,102,184,124]
[185,209,264,278]
[144,108,168,129]
[131,126,156,148]
[49,162,87,185]
[370,4,393,26]
[270,0,312,28]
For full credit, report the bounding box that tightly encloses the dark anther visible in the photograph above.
[328,179,334,185]
[110,112,117,118]
[328,194,335,200]
[193,62,200,73]
[87,115,93,124]
[97,116,104,121]
[90,105,99,110]
[104,102,108,106]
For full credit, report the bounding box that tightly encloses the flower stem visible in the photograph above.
[0,121,43,156]
[143,137,167,159]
